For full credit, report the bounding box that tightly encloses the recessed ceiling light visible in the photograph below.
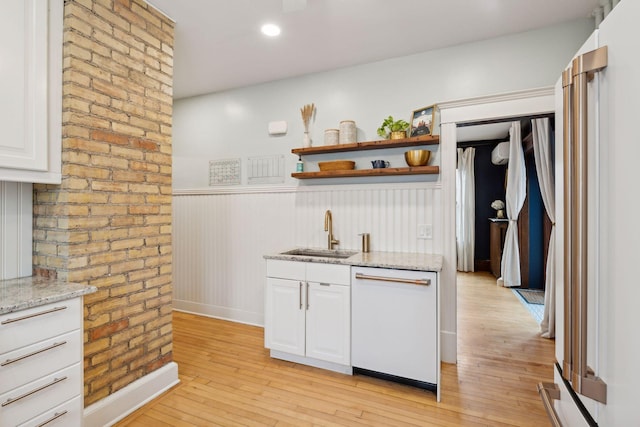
[261,23,281,37]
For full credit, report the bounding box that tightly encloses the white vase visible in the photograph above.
[303,132,312,148]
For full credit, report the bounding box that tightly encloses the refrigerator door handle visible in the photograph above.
[537,382,563,427]
[563,45,608,405]
[561,68,574,384]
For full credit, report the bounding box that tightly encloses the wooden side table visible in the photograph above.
[489,219,509,278]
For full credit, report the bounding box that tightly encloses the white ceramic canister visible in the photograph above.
[339,120,356,144]
[324,128,339,146]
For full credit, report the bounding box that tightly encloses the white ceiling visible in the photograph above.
[147,0,599,100]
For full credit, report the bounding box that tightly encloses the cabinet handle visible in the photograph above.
[36,410,69,427]
[2,376,67,407]
[319,282,330,286]
[1,306,67,325]
[1,341,67,367]
[354,273,431,286]
[306,282,309,310]
[299,281,303,309]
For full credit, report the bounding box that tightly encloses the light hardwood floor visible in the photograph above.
[116,271,555,426]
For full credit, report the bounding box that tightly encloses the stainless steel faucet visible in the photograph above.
[324,210,339,250]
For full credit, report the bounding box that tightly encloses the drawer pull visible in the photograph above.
[1,341,67,367]
[1,376,67,407]
[1,306,67,325]
[355,273,431,286]
[36,410,68,427]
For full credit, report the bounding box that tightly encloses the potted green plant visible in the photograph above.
[377,116,410,140]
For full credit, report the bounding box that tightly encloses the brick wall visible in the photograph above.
[33,0,174,406]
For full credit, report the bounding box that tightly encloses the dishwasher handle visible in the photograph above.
[354,272,430,286]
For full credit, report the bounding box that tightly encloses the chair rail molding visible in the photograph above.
[173,181,442,196]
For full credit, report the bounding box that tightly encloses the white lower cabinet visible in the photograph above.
[305,282,350,365]
[0,298,84,426]
[265,277,306,356]
[265,260,350,367]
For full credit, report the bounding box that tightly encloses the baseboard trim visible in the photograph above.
[83,361,179,427]
[173,300,263,327]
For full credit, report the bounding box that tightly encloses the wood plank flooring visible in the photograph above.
[116,271,555,426]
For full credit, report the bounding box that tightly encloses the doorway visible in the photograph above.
[455,121,510,275]
[455,118,553,288]
[438,87,555,363]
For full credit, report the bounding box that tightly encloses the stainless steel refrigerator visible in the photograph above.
[538,1,640,425]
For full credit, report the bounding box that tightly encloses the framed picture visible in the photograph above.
[410,105,435,137]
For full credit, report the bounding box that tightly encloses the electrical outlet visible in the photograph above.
[417,224,433,239]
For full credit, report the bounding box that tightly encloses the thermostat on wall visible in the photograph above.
[268,121,287,136]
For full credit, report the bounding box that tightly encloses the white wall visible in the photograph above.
[171,19,594,360]
[173,18,593,189]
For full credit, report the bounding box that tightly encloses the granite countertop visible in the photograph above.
[264,248,443,272]
[0,276,97,315]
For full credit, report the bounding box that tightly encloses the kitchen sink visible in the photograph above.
[281,248,358,259]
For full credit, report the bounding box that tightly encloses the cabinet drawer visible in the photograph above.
[0,330,82,395]
[0,363,81,426]
[266,260,306,280]
[307,263,350,285]
[0,298,81,354]
[18,395,82,427]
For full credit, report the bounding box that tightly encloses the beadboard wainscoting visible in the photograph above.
[172,183,443,326]
[0,182,32,280]
[173,188,297,326]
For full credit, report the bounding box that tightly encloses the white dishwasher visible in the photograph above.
[351,266,437,391]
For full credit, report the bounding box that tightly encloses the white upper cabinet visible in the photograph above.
[0,0,62,183]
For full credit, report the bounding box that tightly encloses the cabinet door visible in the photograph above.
[265,278,305,356]
[0,0,62,183]
[305,282,350,365]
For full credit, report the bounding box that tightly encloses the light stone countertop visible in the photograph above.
[264,248,443,272]
[0,276,97,315]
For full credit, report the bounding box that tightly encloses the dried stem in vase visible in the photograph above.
[300,103,315,133]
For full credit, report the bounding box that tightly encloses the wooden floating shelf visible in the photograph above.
[291,166,440,179]
[291,135,439,155]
